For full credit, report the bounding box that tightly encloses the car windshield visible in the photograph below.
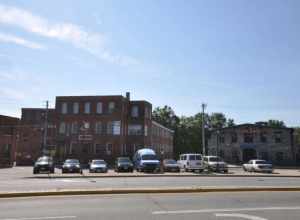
[141,154,157,160]
[209,157,222,162]
[256,160,269,164]
[118,158,131,163]
[189,155,202,160]
[37,157,51,162]
[164,159,177,164]
[65,159,79,164]
[92,160,105,165]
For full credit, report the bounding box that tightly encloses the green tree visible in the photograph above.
[267,119,286,128]
[152,106,179,130]
[226,118,235,127]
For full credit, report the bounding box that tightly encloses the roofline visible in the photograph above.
[0,115,20,120]
[56,95,125,99]
[211,123,293,132]
[152,121,174,133]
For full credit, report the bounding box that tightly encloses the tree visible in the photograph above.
[152,106,179,130]
[207,113,227,130]
[226,118,235,127]
[267,120,286,128]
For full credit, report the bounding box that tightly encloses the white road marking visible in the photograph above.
[215,213,268,220]
[152,206,300,215]
[0,216,76,220]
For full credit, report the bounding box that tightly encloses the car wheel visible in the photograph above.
[243,166,247,172]
[33,170,38,174]
[50,169,55,174]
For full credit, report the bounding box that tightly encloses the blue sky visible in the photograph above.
[0,0,299,126]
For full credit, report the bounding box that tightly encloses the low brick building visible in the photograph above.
[0,115,19,167]
[16,108,56,165]
[17,93,174,165]
[208,123,295,165]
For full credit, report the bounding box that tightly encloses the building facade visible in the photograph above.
[16,93,174,165]
[208,124,295,165]
[0,115,19,167]
[16,108,56,165]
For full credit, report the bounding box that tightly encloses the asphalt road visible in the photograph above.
[0,192,300,219]
[1,175,300,193]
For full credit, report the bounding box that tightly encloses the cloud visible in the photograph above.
[0,32,46,49]
[0,4,138,66]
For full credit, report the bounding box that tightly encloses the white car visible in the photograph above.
[177,153,204,172]
[89,159,108,173]
[243,160,273,173]
[203,156,228,173]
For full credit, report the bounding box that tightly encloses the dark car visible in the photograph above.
[163,159,180,172]
[89,159,108,173]
[33,156,55,174]
[115,157,134,172]
[62,159,83,174]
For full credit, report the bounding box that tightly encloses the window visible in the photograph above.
[144,125,148,136]
[71,122,78,134]
[260,132,267,143]
[274,132,282,143]
[145,107,151,119]
[96,102,103,114]
[131,106,139,117]
[84,102,91,114]
[95,122,102,134]
[231,132,238,143]
[73,102,79,114]
[128,124,143,135]
[106,143,112,155]
[112,121,121,135]
[69,143,76,154]
[61,102,67,114]
[59,122,66,134]
[107,122,113,135]
[219,134,225,144]
[94,144,104,154]
[108,101,115,113]
[3,144,11,157]
[244,133,253,143]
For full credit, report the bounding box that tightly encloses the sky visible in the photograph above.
[0,0,299,126]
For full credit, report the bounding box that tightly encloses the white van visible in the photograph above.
[178,153,204,172]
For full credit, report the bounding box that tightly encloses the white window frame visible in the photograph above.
[84,102,91,114]
[59,122,66,134]
[96,102,103,114]
[61,102,68,114]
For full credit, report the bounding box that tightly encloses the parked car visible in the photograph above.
[177,153,204,172]
[203,156,228,173]
[115,157,134,172]
[89,159,108,173]
[133,148,160,172]
[243,159,273,173]
[162,159,180,172]
[33,156,55,174]
[62,159,83,174]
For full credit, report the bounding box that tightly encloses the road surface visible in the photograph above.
[0,192,300,219]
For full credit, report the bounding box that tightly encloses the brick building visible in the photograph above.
[208,124,295,165]
[0,115,19,167]
[17,93,174,165]
[16,108,56,165]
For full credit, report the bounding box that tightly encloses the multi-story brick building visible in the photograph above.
[16,108,56,165]
[17,93,174,165]
[208,123,295,165]
[0,115,19,167]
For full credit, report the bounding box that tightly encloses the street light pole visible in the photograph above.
[43,101,49,156]
[201,103,207,156]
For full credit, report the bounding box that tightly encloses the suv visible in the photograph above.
[177,153,204,172]
[33,156,55,174]
[203,156,228,173]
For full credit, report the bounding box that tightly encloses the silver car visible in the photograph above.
[89,159,108,173]
[203,156,228,173]
[243,160,273,173]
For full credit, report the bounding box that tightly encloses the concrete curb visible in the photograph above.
[26,174,300,179]
[1,187,300,198]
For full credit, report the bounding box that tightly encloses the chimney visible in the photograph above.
[126,92,130,100]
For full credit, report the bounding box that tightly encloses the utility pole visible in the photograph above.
[201,103,207,156]
[43,101,49,156]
